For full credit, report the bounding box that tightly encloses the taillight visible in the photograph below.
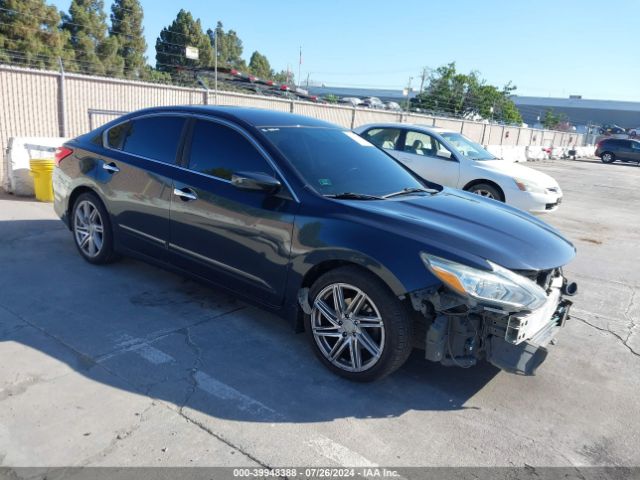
[55,146,73,166]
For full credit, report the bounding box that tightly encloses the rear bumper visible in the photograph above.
[52,167,71,229]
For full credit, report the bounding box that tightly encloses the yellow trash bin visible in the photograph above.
[29,159,55,202]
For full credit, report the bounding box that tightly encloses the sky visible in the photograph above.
[50,0,640,102]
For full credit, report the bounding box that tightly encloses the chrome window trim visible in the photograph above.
[102,111,300,203]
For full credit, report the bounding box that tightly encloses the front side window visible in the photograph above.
[362,128,401,150]
[403,131,438,156]
[440,132,495,161]
[121,116,186,164]
[262,127,424,197]
[188,120,273,180]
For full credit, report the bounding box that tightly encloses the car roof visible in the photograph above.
[119,105,339,129]
[355,122,457,134]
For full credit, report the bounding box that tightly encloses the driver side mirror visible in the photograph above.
[436,150,452,160]
[231,171,282,194]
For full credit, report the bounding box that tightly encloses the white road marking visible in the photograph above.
[306,435,379,468]
[136,345,174,364]
[194,371,282,419]
[98,336,381,469]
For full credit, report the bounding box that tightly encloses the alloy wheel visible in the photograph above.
[311,283,385,372]
[473,188,495,199]
[74,200,104,258]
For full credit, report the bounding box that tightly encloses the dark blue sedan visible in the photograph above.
[53,106,577,381]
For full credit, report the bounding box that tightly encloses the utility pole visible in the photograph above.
[298,46,302,89]
[214,28,218,104]
[404,76,413,112]
[58,57,67,137]
[419,66,429,93]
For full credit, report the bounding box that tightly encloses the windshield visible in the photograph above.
[440,132,496,161]
[260,127,425,197]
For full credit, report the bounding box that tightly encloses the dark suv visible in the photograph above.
[595,138,640,164]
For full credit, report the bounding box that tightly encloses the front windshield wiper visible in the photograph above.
[382,187,438,199]
[324,192,384,200]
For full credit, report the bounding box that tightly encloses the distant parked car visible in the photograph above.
[595,138,640,164]
[599,125,626,135]
[384,101,402,111]
[361,97,385,109]
[354,123,563,213]
[628,127,640,137]
[339,97,362,107]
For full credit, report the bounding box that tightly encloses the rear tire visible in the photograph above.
[467,183,504,201]
[600,152,616,163]
[71,192,118,265]
[305,266,413,382]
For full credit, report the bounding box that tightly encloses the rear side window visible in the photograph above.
[120,116,186,164]
[187,120,273,180]
[362,128,401,149]
[106,122,130,149]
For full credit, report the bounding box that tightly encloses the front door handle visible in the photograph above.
[103,162,120,173]
[173,187,197,201]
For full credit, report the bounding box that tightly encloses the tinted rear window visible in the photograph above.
[121,116,186,164]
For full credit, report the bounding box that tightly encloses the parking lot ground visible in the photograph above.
[0,157,638,470]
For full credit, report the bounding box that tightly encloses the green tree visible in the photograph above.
[542,109,568,130]
[248,50,272,79]
[323,94,339,104]
[273,69,293,85]
[207,21,245,70]
[142,64,171,83]
[414,62,523,124]
[0,0,69,69]
[155,9,213,83]
[110,0,146,78]
[61,0,123,76]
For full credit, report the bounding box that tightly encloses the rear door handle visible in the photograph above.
[103,162,120,173]
[173,187,197,201]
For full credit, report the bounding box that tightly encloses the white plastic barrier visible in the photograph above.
[484,145,527,162]
[7,137,67,196]
[525,146,549,161]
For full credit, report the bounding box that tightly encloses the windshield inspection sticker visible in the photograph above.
[318,178,332,186]
[343,130,374,146]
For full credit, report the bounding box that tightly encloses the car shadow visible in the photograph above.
[0,217,500,425]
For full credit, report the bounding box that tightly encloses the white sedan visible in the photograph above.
[353,123,563,213]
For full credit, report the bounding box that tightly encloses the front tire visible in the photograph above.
[72,192,118,264]
[305,266,413,382]
[467,183,504,201]
[600,152,616,163]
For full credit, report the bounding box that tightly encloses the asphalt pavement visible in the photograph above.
[0,157,638,470]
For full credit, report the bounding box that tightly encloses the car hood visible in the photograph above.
[476,160,559,188]
[346,188,575,271]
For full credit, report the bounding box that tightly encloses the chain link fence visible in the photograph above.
[1,64,586,190]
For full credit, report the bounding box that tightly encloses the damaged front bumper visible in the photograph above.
[411,271,575,375]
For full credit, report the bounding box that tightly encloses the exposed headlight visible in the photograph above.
[421,254,547,311]
[513,177,547,194]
